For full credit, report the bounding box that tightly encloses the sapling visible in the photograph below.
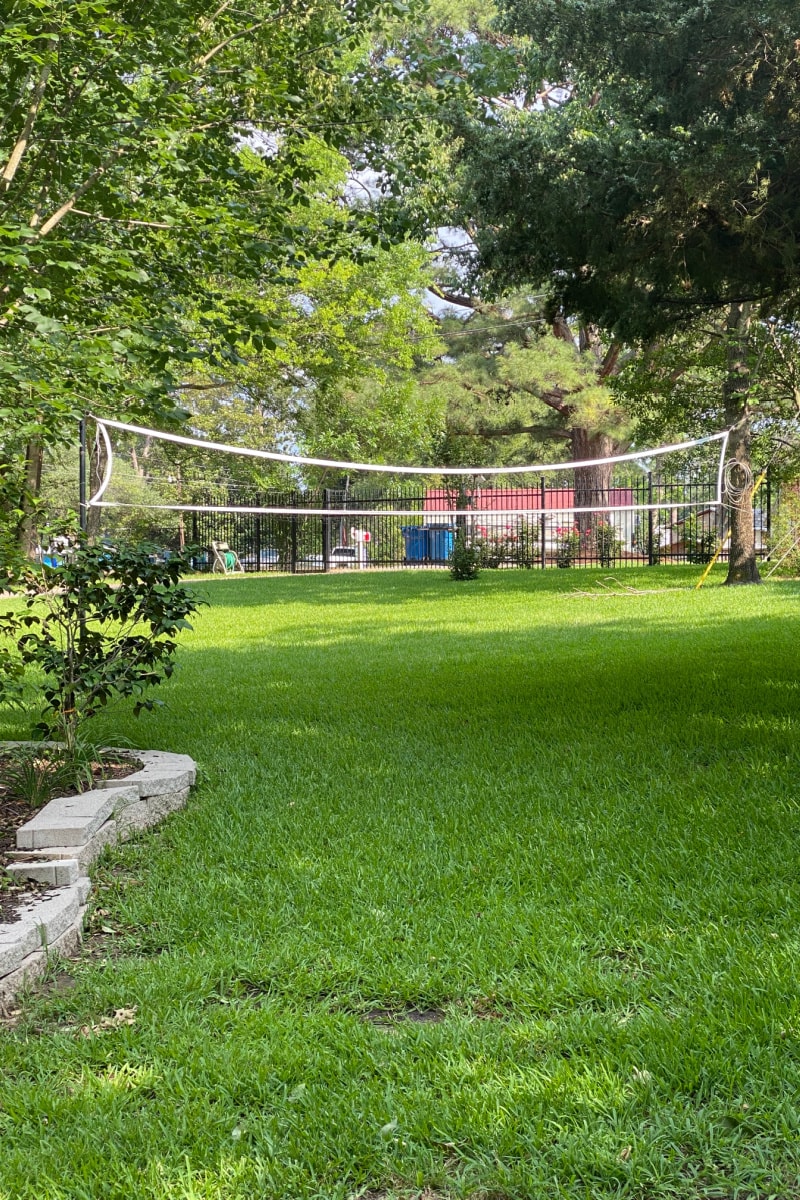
[0,537,201,758]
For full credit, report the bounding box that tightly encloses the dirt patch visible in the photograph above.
[35,969,77,999]
[355,1190,450,1200]
[361,1005,446,1028]
[0,792,39,876]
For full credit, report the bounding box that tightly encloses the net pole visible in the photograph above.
[79,415,88,535]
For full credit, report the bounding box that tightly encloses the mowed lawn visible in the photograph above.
[2,567,800,1200]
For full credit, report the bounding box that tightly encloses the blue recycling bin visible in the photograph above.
[427,525,455,563]
[401,525,428,562]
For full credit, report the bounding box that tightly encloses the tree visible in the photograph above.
[0,0,425,557]
[35,225,446,548]
[613,312,800,577]
[418,294,629,529]
[482,0,800,329]
[451,0,800,581]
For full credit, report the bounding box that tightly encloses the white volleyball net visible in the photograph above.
[86,417,731,571]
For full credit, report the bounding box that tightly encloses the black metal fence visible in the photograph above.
[188,473,772,572]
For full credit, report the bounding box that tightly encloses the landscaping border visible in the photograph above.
[0,748,196,1008]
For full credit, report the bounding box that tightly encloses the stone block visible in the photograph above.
[0,950,45,1005]
[116,787,188,838]
[115,799,152,837]
[12,887,80,948]
[0,936,24,977]
[77,877,91,905]
[138,750,196,784]
[16,813,96,850]
[99,777,144,798]
[75,821,118,870]
[4,859,80,888]
[98,761,196,798]
[136,769,193,798]
[16,788,133,850]
[0,903,87,1003]
[0,917,42,964]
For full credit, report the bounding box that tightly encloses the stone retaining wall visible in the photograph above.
[0,750,196,1007]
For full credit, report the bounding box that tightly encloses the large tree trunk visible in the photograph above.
[722,303,761,585]
[571,427,614,536]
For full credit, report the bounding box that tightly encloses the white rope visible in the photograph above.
[722,458,754,508]
[89,414,730,492]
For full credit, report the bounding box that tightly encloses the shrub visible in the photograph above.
[450,531,480,580]
[475,534,507,569]
[683,515,717,564]
[594,521,623,567]
[0,537,201,755]
[554,526,583,568]
[474,526,539,569]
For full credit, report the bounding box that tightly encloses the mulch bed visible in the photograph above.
[0,754,140,925]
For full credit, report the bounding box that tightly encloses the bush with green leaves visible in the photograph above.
[683,514,718,564]
[0,539,201,755]
[594,521,623,567]
[449,531,481,581]
[554,525,584,567]
[474,534,506,569]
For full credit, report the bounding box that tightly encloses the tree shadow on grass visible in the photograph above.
[190,564,727,609]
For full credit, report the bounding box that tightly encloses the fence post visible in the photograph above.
[254,516,261,574]
[322,489,331,571]
[540,476,546,568]
[765,466,772,561]
[647,472,655,566]
[291,513,298,574]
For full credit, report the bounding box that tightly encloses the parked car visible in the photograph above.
[241,549,281,568]
[302,546,359,568]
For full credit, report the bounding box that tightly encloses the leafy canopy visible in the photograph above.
[458,0,800,337]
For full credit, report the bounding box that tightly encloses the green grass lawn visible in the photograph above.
[2,566,800,1199]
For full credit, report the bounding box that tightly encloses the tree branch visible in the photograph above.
[198,10,287,67]
[552,314,576,346]
[512,379,574,413]
[33,151,124,236]
[175,380,235,390]
[0,33,58,194]
[599,342,622,378]
[430,285,479,310]
[475,423,572,440]
[71,208,174,230]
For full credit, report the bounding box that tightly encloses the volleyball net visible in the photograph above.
[86,418,737,570]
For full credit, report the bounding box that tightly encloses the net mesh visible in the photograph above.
[87,418,730,571]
